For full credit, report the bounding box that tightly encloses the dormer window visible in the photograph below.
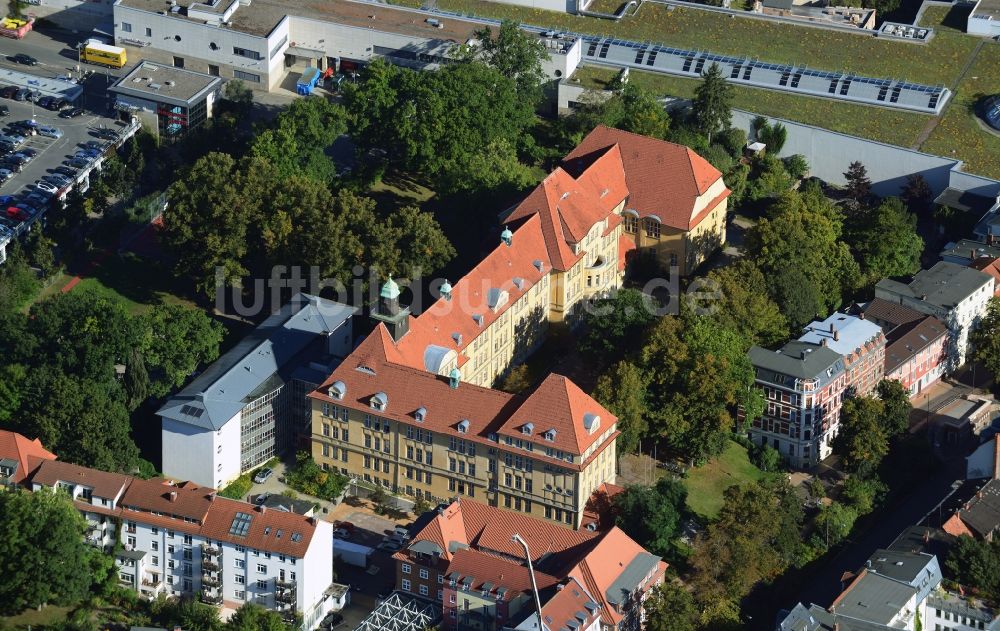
[328,380,346,400]
[371,392,388,411]
[457,419,470,434]
[583,413,600,435]
[415,407,427,423]
[522,422,534,436]
[544,429,556,442]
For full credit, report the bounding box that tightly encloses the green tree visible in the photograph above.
[700,144,734,175]
[971,297,1000,379]
[593,361,648,455]
[612,477,688,558]
[841,474,887,514]
[0,363,26,424]
[465,19,549,104]
[945,536,1000,596]
[717,127,747,158]
[783,154,810,180]
[500,364,533,394]
[383,205,457,278]
[0,488,93,614]
[579,288,656,359]
[900,173,933,219]
[223,79,254,111]
[813,501,858,548]
[844,161,872,209]
[643,582,699,631]
[163,152,258,295]
[692,63,733,142]
[747,190,860,329]
[848,197,923,287]
[25,229,57,277]
[123,346,150,411]
[140,305,225,397]
[757,121,788,154]
[703,260,789,347]
[612,82,671,139]
[833,396,889,475]
[226,603,289,631]
[0,244,39,314]
[876,378,911,437]
[691,477,804,606]
[748,154,794,201]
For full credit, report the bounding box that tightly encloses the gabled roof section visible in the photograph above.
[0,430,56,484]
[31,459,130,499]
[389,215,552,370]
[446,548,560,601]
[120,477,215,524]
[506,148,625,272]
[500,374,618,456]
[200,496,319,557]
[563,125,725,231]
[158,294,356,431]
[538,576,603,631]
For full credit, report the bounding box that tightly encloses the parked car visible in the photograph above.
[37,126,62,139]
[393,525,411,540]
[335,521,356,535]
[0,169,11,183]
[67,157,90,169]
[36,96,53,109]
[44,174,71,188]
[46,98,66,111]
[0,105,8,117]
[5,206,27,221]
[15,203,39,217]
[7,154,28,166]
[333,528,351,540]
[24,193,48,207]
[35,180,58,195]
[319,612,344,630]
[0,87,16,99]
[94,128,118,140]
[253,493,271,506]
[60,107,84,119]
[19,148,36,159]
[53,166,77,178]
[376,539,402,553]
[82,140,104,150]
[252,467,273,484]
[12,152,33,164]
[12,54,38,66]
[13,89,28,101]
[0,159,21,173]
[0,134,24,147]
[8,120,36,133]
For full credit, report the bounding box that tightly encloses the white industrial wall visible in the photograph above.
[161,413,240,488]
[113,4,274,85]
[287,16,455,68]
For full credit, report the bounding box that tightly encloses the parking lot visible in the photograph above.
[0,93,126,233]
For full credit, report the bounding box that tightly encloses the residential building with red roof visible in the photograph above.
[309,326,619,529]
[563,125,731,276]
[0,429,56,486]
[970,256,1000,296]
[28,459,335,629]
[860,298,949,398]
[393,499,665,631]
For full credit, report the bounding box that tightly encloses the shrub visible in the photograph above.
[219,474,252,500]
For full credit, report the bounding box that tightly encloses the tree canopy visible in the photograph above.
[0,489,94,614]
[971,297,1000,379]
[592,361,648,455]
[846,197,923,287]
[463,19,549,105]
[833,396,889,475]
[703,260,789,347]
[692,63,733,141]
[612,477,688,558]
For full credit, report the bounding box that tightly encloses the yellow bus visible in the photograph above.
[82,42,127,69]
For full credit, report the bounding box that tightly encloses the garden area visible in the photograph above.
[682,440,765,520]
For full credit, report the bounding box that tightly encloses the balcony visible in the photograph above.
[201,574,221,587]
[201,592,223,605]
[141,576,162,588]
[276,579,297,591]
[201,544,220,557]
[202,559,220,572]
[276,589,296,604]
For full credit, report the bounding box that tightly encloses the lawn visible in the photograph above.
[28,253,200,316]
[920,41,1000,180]
[1,606,72,629]
[683,440,763,519]
[423,0,979,86]
[572,65,930,147]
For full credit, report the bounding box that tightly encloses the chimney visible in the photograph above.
[258,504,267,514]
[168,491,177,502]
[208,491,216,502]
[308,516,317,525]
[830,322,835,333]
[801,350,808,359]
[821,339,828,347]
[834,329,840,342]
[859,312,865,320]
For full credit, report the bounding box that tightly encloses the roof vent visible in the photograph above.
[149,83,162,90]
[165,80,175,87]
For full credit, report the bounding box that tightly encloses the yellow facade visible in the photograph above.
[311,402,617,529]
[622,178,729,276]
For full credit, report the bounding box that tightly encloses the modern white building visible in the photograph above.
[875,262,995,370]
[158,294,355,489]
[109,61,221,139]
[30,459,335,628]
[110,0,581,100]
[968,0,1000,37]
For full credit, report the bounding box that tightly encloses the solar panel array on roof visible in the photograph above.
[579,36,950,115]
[229,511,252,537]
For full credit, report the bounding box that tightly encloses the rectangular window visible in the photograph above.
[419,568,429,579]
[402,563,411,574]
[235,574,245,585]
[257,563,267,574]
[235,559,245,569]
[402,579,411,591]
[145,26,152,36]
[234,70,261,83]
[256,579,267,589]
[235,589,245,600]
[121,22,132,32]
[419,584,429,596]
[233,47,261,60]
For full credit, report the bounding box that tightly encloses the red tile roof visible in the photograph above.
[310,327,617,462]
[500,374,618,457]
[200,497,320,558]
[390,214,552,372]
[563,125,725,231]
[539,576,603,630]
[582,482,625,531]
[31,459,130,500]
[120,477,215,524]
[445,548,559,601]
[507,145,627,271]
[970,257,1000,294]
[883,315,947,375]
[568,527,667,627]
[862,298,925,330]
[0,429,56,484]
[410,499,600,569]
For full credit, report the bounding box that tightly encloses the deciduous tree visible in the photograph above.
[465,19,549,104]
[140,305,225,398]
[972,297,1000,379]
[225,603,290,631]
[579,288,656,359]
[847,196,923,287]
[612,477,688,558]
[593,361,648,455]
[0,488,93,614]
[876,378,911,437]
[833,396,888,475]
[644,582,699,631]
[704,260,789,347]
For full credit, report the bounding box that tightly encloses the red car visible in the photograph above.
[5,206,27,221]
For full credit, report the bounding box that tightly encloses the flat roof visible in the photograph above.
[116,0,489,41]
[934,187,998,215]
[973,0,1000,19]
[799,313,883,357]
[110,61,221,107]
[876,261,993,310]
[0,68,83,101]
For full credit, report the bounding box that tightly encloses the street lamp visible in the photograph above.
[512,533,544,631]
